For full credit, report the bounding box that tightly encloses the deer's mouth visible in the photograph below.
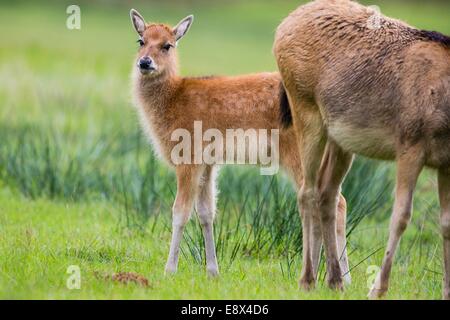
[139,66,157,75]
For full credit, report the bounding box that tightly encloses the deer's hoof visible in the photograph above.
[207,266,219,278]
[164,264,177,276]
[299,276,316,292]
[368,287,387,300]
[343,273,352,286]
[443,289,450,300]
[327,277,344,291]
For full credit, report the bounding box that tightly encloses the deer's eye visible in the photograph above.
[137,39,145,47]
[162,43,173,52]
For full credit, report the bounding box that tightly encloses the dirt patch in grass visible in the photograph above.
[95,271,150,288]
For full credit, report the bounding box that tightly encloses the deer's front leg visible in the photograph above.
[196,166,219,277]
[438,168,450,300]
[165,165,204,275]
[336,194,351,285]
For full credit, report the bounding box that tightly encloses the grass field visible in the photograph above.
[1,0,449,299]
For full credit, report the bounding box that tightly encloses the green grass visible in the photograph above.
[0,0,449,299]
[0,185,443,299]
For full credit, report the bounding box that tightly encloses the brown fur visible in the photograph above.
[130,11,350,280]
[274,0,450,298]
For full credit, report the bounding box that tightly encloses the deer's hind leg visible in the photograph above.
[368,144,424,299]
[165,165,205,275]
[195,165,219,277]
[317,141,354,290]
[438,168,450,300]
[287,99,328,291]
[280,139,351,285]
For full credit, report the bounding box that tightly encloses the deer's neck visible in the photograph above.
[132,69,181,159]
[133,69,180,117]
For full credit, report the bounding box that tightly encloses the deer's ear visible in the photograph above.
[130,9,146,36]
[173,15,194,43]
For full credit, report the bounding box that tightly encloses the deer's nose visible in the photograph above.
[138,57,154,70]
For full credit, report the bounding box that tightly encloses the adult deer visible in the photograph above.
[274,0,450,299]
[129,9,350,280]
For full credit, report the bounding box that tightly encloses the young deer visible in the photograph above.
[274,0,450,298]
[129,9,351,280]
